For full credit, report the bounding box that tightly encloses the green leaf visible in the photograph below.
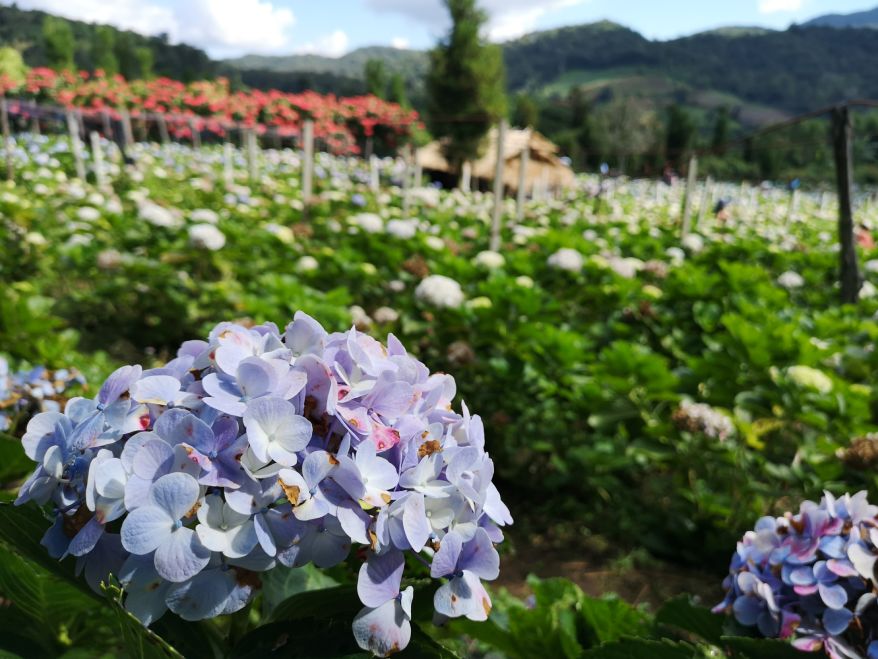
[261,563,339,619]
[269,584,362,623]
[582,638,702,659]
[0,434,31,484]
[101,583,184,659]
[230,616,365,659]
[720,636,804,659]
[0,502,101,602]
[579,594,651,646]
[0,544,94,655]
[655,596,725,645]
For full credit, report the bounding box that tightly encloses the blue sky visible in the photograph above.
[3,0,875,58]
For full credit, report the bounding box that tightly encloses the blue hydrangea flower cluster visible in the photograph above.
[14,313,512,656]
[713,491,878,659]
[0,356,85,432]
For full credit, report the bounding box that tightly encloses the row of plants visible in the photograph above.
[2,135,878,656]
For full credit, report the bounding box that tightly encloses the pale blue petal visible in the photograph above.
[154,528,211,583]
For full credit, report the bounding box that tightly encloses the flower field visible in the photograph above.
[3,133,878,657]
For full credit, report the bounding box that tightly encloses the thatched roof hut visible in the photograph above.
[416,126,575,195]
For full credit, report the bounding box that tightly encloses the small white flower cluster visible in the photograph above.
[415,275,466,309]
[547,248,584,272]
[675,400,736,441]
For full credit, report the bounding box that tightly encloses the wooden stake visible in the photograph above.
[680,155,698,235]
[223,141,234,188]
[0,97,12,181]
[695,177,713,230]
[369,155,380,192]
[460,161,471,192]
[301,119,314,206]
[189,118,201,149]
[66,110,86,181]
[832,104,860,304]
[247,129,258,182]
[401,144,413,215]
[120,108,134,151]
[516,128,531,222]
[157,114,170,145]
[89,131,107,189]
[490,121,508,251]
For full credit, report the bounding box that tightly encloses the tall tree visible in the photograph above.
[426,0,507,172]
[135,47,153,79]
[42,16,74,71]
[512,93,538,128]
[387,73,408,107]
[666,103,695,166]
[712,106,730,155]
[364,59,387,98]
[91,26,118,75]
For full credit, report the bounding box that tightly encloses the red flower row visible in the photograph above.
[0,69,421,155]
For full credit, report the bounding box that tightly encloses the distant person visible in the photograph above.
[857,223,875,250]
[714,198,731,223]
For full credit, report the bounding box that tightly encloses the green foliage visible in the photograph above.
[426,0,507,170]
[0,47,27,85]
[42,16,74,71]
[364,59,387,99]
[91,26,118,75]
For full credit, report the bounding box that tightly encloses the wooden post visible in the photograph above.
[101,110,112,138]
[401,144,413,215]
[680,155,698,235]
[89,131,107,189]
[785,187,800,225]
[695,177,713,230]
[369,155,380,192]
[157,114,170,145]
[120,108,134,150]
[66,110,86,181]
[0,97,12,181]
[301,119,314,206]
[189,118,201,149]
[223,141,234,188]
[832,104,860,304]
[247,129,258,182]
[460,161,472,192]
[516,128,531,222]
[490,120,508,252]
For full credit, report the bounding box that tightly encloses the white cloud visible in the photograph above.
[758,0,803,13]
[174,0,296,57]
[9,0,176,39]
[8,0,296,57]
[391,36,410,49]
[294,30,350,58]
[366,0,589,41]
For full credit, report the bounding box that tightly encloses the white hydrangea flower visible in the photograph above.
[415,275,465,309]
[777,271,805,290]
[191,209,219,224]
[547,248,584,272]
[76,206,101,222]
[473,250,505,270]
[349,213,384,233]
[296,256,319,273]
[373,306,399,324]
[666,247,685,264]
[189,224,226,251]
[139,202,181,229]
[787,365,833,394]
[386,219,419,239]
[681,233,704,253]
[424,236,445,251]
